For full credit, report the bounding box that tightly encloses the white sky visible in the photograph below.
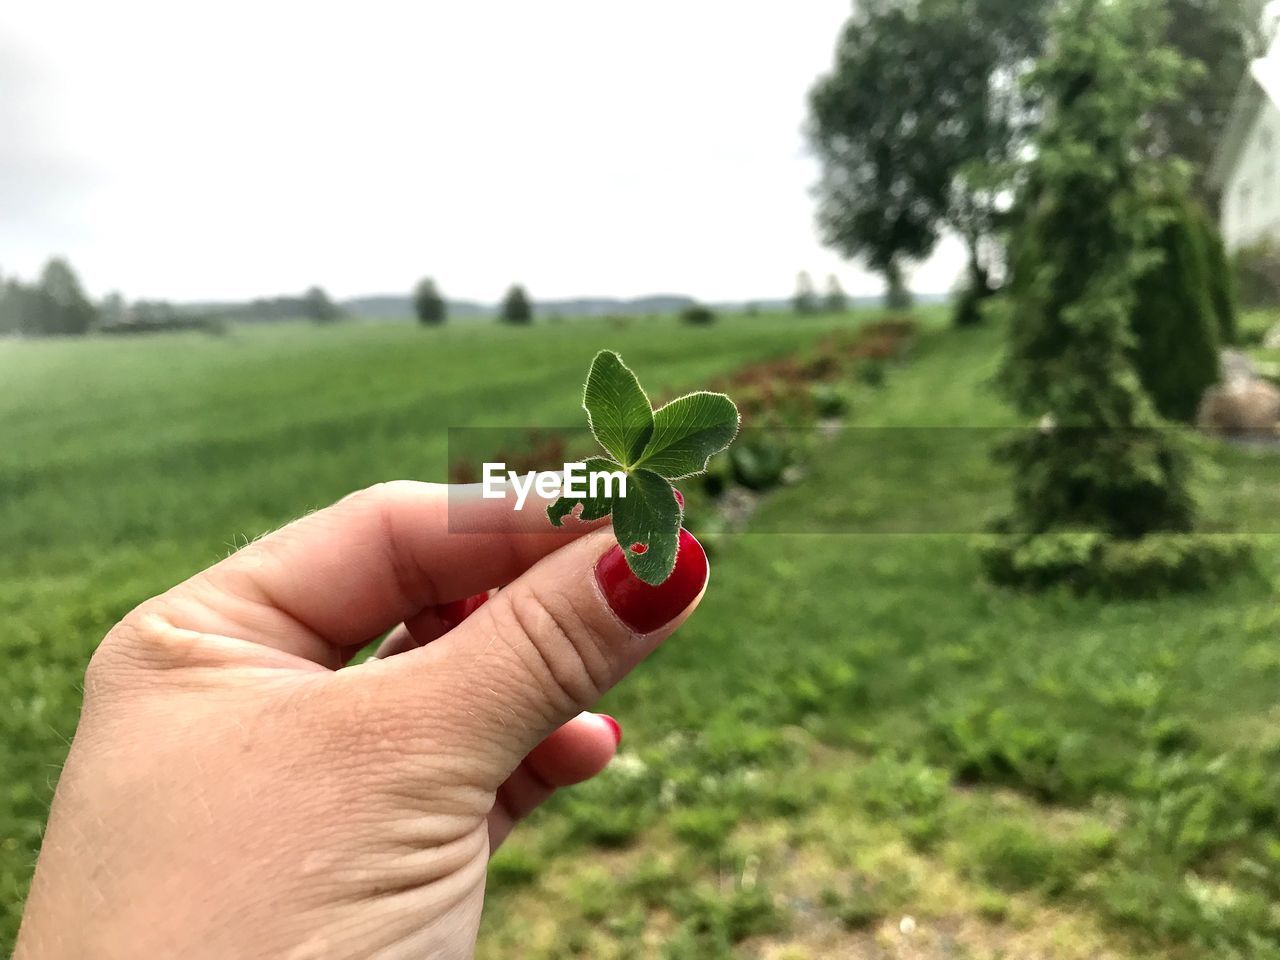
[0,1,964,303]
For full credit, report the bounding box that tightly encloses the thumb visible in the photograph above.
[370,526,708,790]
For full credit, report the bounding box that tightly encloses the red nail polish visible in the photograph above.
[438,591,489,632]
[598,713,622,746]
[594,528,708,634]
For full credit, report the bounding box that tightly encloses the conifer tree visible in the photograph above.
[987,0,1247,593]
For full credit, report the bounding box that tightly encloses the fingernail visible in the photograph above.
[598,713,622,746]
[438,591,489,632]
[594,528,708,634]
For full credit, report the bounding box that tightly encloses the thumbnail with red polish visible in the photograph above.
[594,528,708,634]
[598,714,622,746]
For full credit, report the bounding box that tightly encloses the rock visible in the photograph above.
[1198,377,1280,435]
[1221,349,1259,387]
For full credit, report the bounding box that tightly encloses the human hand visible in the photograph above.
[15,481,708,959]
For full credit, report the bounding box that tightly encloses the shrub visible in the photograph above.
[729,435,792,491]
[929,698,1112,802]
[968,820,1065,893]
[809,384,850,418]
[855,358,887,388]
[700,452,733,498]
[981,532,1254,597]
[853,754,950,848]
[1129,197,1223,422]
[680,304,717,325]
[1196,207,1238,345]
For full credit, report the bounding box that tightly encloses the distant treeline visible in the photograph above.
[0,258,344,337]
[0,260,99,337]
[1,255,951,340]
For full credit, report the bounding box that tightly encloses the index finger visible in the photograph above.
[147,481,603,665]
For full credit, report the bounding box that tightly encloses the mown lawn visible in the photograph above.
[4,314,1280,958]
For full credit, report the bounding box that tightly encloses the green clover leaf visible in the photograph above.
[583,350,653,467]
[611,468,684,584]
[635,391,739,479]
[548,351,739,585]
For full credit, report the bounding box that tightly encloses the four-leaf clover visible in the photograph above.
[548,351,739,584]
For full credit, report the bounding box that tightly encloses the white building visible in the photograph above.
[1213,11,1280,250]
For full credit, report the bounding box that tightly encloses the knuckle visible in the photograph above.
[92,598,217,675]
[339,481,445,607]
[498,584,612,715]
[82,603,173,697]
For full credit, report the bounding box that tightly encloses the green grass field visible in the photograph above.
[4,313,1280,958]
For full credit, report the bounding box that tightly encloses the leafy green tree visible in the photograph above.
[0,279,43,336]
[985,0,1245,592]
[793,271,818,315]
[808,0,1049,309]
[0,277,18,336]
[99,291,126,328]
[303,286,340,324]
[500,285,532,324]
[38,258,96,335]
[808,0,943,304]
[1155,0,1260,205]
[413,278,447,325]
[824,275,849,314]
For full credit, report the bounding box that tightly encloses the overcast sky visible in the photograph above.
[0,1,964,303]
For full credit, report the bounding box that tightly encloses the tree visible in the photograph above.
[680,304,717,325]
[823,275,848,314]
[808,0,1049,309]
[985,0,1246,593]
[886,263,914,310]
[793,271,818,315]
[0,277,18,336]
[1154,0,1261,205]
[303,286,340,324]
[38,258,96,335]
[500,285,532,324]
[0,278,42,336]
[413,278,447,325]
[99,291,126,328]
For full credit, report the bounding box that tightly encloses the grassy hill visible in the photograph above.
[3,312,1280,957]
